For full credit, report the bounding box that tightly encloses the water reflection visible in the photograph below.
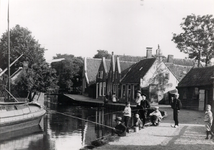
[0,100,123,150]
[0,120,44,150]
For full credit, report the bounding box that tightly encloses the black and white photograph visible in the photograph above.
[0,0,214,150]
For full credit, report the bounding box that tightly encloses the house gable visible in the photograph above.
[96,57,108,82]
[164,55,199,81]
[121,58,156,84]
[84,58,102,85]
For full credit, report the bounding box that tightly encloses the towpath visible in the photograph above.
[94,105,214,150]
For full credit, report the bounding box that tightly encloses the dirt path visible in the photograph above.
[94,106,214,150]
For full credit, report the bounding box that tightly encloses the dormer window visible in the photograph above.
[98,71,103,79]
[115,71,118,79]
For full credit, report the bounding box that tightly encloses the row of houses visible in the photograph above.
[82,46,214,111]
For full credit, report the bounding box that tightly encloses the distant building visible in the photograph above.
[177,66,214,111]
[82,45,198,104]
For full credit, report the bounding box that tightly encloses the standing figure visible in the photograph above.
[112,92,117,102]
[135,90,142,108]
[113,117,126,136]
[123,101,131,133]
[140,94,150,127]
[149,106,163,126]
[204,104,214,139]
[171,93,182,128]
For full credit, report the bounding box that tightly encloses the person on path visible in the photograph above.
[135,90,142,108]
[134,113,143,129]
[123,101,131,133]
[135,90,143,122]
[149,106,163,126]
[140,94,150,127]
[171,93,182,128]
[113,117,126,136]
[204,104,214,139]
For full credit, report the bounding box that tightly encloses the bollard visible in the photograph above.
[134,126,139,132]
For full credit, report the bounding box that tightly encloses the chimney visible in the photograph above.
[146,47,152,58]
[167,55,174,63]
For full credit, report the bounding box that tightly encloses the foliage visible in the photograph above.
[172,14,214,66]
[13,63,58,100]
[93,50,111,59]
[51,54,83,93]
[0,25,58,100]
[0,25,45,71]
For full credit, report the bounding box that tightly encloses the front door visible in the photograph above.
[199,89,205,111]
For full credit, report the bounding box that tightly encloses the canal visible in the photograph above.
[0,97,124,150]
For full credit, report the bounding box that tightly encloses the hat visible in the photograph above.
[137,90,141,94]
[115,117,122,122]
[154,106,159,110]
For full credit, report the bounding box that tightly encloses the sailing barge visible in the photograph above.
[0,101,46,134]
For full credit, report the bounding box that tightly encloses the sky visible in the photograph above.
[0,0,214,61]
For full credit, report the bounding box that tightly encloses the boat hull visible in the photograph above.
[0,102,46,134]
[0,115,44,134]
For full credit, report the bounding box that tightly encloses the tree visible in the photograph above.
[0,25,58,101]
[172,14,214,66]
[51,54,83,93]
[13,63,58,101]
[0,25,45,71]
[93,50,111,59]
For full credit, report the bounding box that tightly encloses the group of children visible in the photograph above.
[113,87,214,140]
[114,101,163,136]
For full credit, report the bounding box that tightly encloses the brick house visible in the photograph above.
[82,55,139,99]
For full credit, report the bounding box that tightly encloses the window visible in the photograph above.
[98,71,103,79]
[96,83,99,98]
[165,73,169,80]
[103,82,106,96]
[115,71,118,79]
[128,85,131,98]
[122,85,126,98]
[99,82,102,96]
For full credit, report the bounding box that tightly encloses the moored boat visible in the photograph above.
[0,101,46,134]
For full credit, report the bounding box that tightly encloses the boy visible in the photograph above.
[149,106,163,126]
[114,117,126,136]
[204,104,214,139]
[123,102,131,133]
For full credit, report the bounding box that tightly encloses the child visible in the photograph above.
[134,113,143,129]
[114,117,126,136]
[204,104,214,139]
[149,106,163,126]
[123,101,131,133]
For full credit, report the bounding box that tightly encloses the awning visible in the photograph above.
[64,94,104,104]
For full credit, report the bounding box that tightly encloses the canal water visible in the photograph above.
[0,97,124,150]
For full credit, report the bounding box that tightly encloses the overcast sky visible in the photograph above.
[0,0,214,61]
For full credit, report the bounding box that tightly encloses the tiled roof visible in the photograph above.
[105,60,111,71]
[177,66,214,87]
[165,63,192,82]
[86,58,101,84]
[121,58,156,84]
[86,58,111,84]
[120,61,136,72]
[115,55,144,62]
[86,57,137,84]
[163,58,196,66]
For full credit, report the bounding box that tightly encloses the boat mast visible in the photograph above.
[7,0,10,101]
